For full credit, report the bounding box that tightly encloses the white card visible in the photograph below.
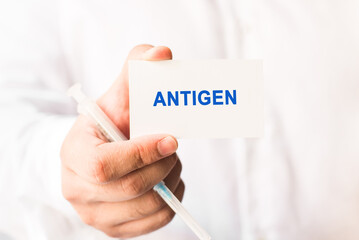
[129,60,263,139]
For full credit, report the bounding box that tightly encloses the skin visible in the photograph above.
[60,45,184,238]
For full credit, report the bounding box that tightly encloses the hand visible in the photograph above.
[60,45,184,238]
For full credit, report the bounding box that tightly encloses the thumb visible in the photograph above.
[93,134,178,183]
[97,44,173,139]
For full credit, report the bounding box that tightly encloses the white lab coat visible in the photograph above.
[0,0,358,239]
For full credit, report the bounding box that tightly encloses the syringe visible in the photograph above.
[68,83,211,240]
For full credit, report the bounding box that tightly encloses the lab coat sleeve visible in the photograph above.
[0,0,82,237]
[0,2,190,239]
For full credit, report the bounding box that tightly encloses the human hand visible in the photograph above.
[60,45,184,238]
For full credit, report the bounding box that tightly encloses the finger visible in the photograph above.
[118,45,173,90]
[107,161,183,223]
[83,170,183,228]
[94,134,178,183]
[142,46,173,61]
[163,159,182,195]
[103,180,185,239]
[97,45,173,137]
[64,133,178,183]
[106,153,178,200]
[62,155,182,203]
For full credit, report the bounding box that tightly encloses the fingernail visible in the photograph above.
[157,136,178,156]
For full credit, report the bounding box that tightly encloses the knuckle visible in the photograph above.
[61,177,96,204]
[148,191,165,211]
[131,205,150,220]
[178,181,185,200]
[132,142,147,168]
[176,158,182,173]
[61,185,74,202]
[166,153,179,169]
[159,208,175,226]
[105,229,122,239]
[105,227,132,239]
[81,190,97,204]
[120,174,146,197]
[61,171,80,202]
[82,213,97,227]
[61,185,79,203]
[92,154,109,183]
[181,180,186,192]
[129,193,163,219]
